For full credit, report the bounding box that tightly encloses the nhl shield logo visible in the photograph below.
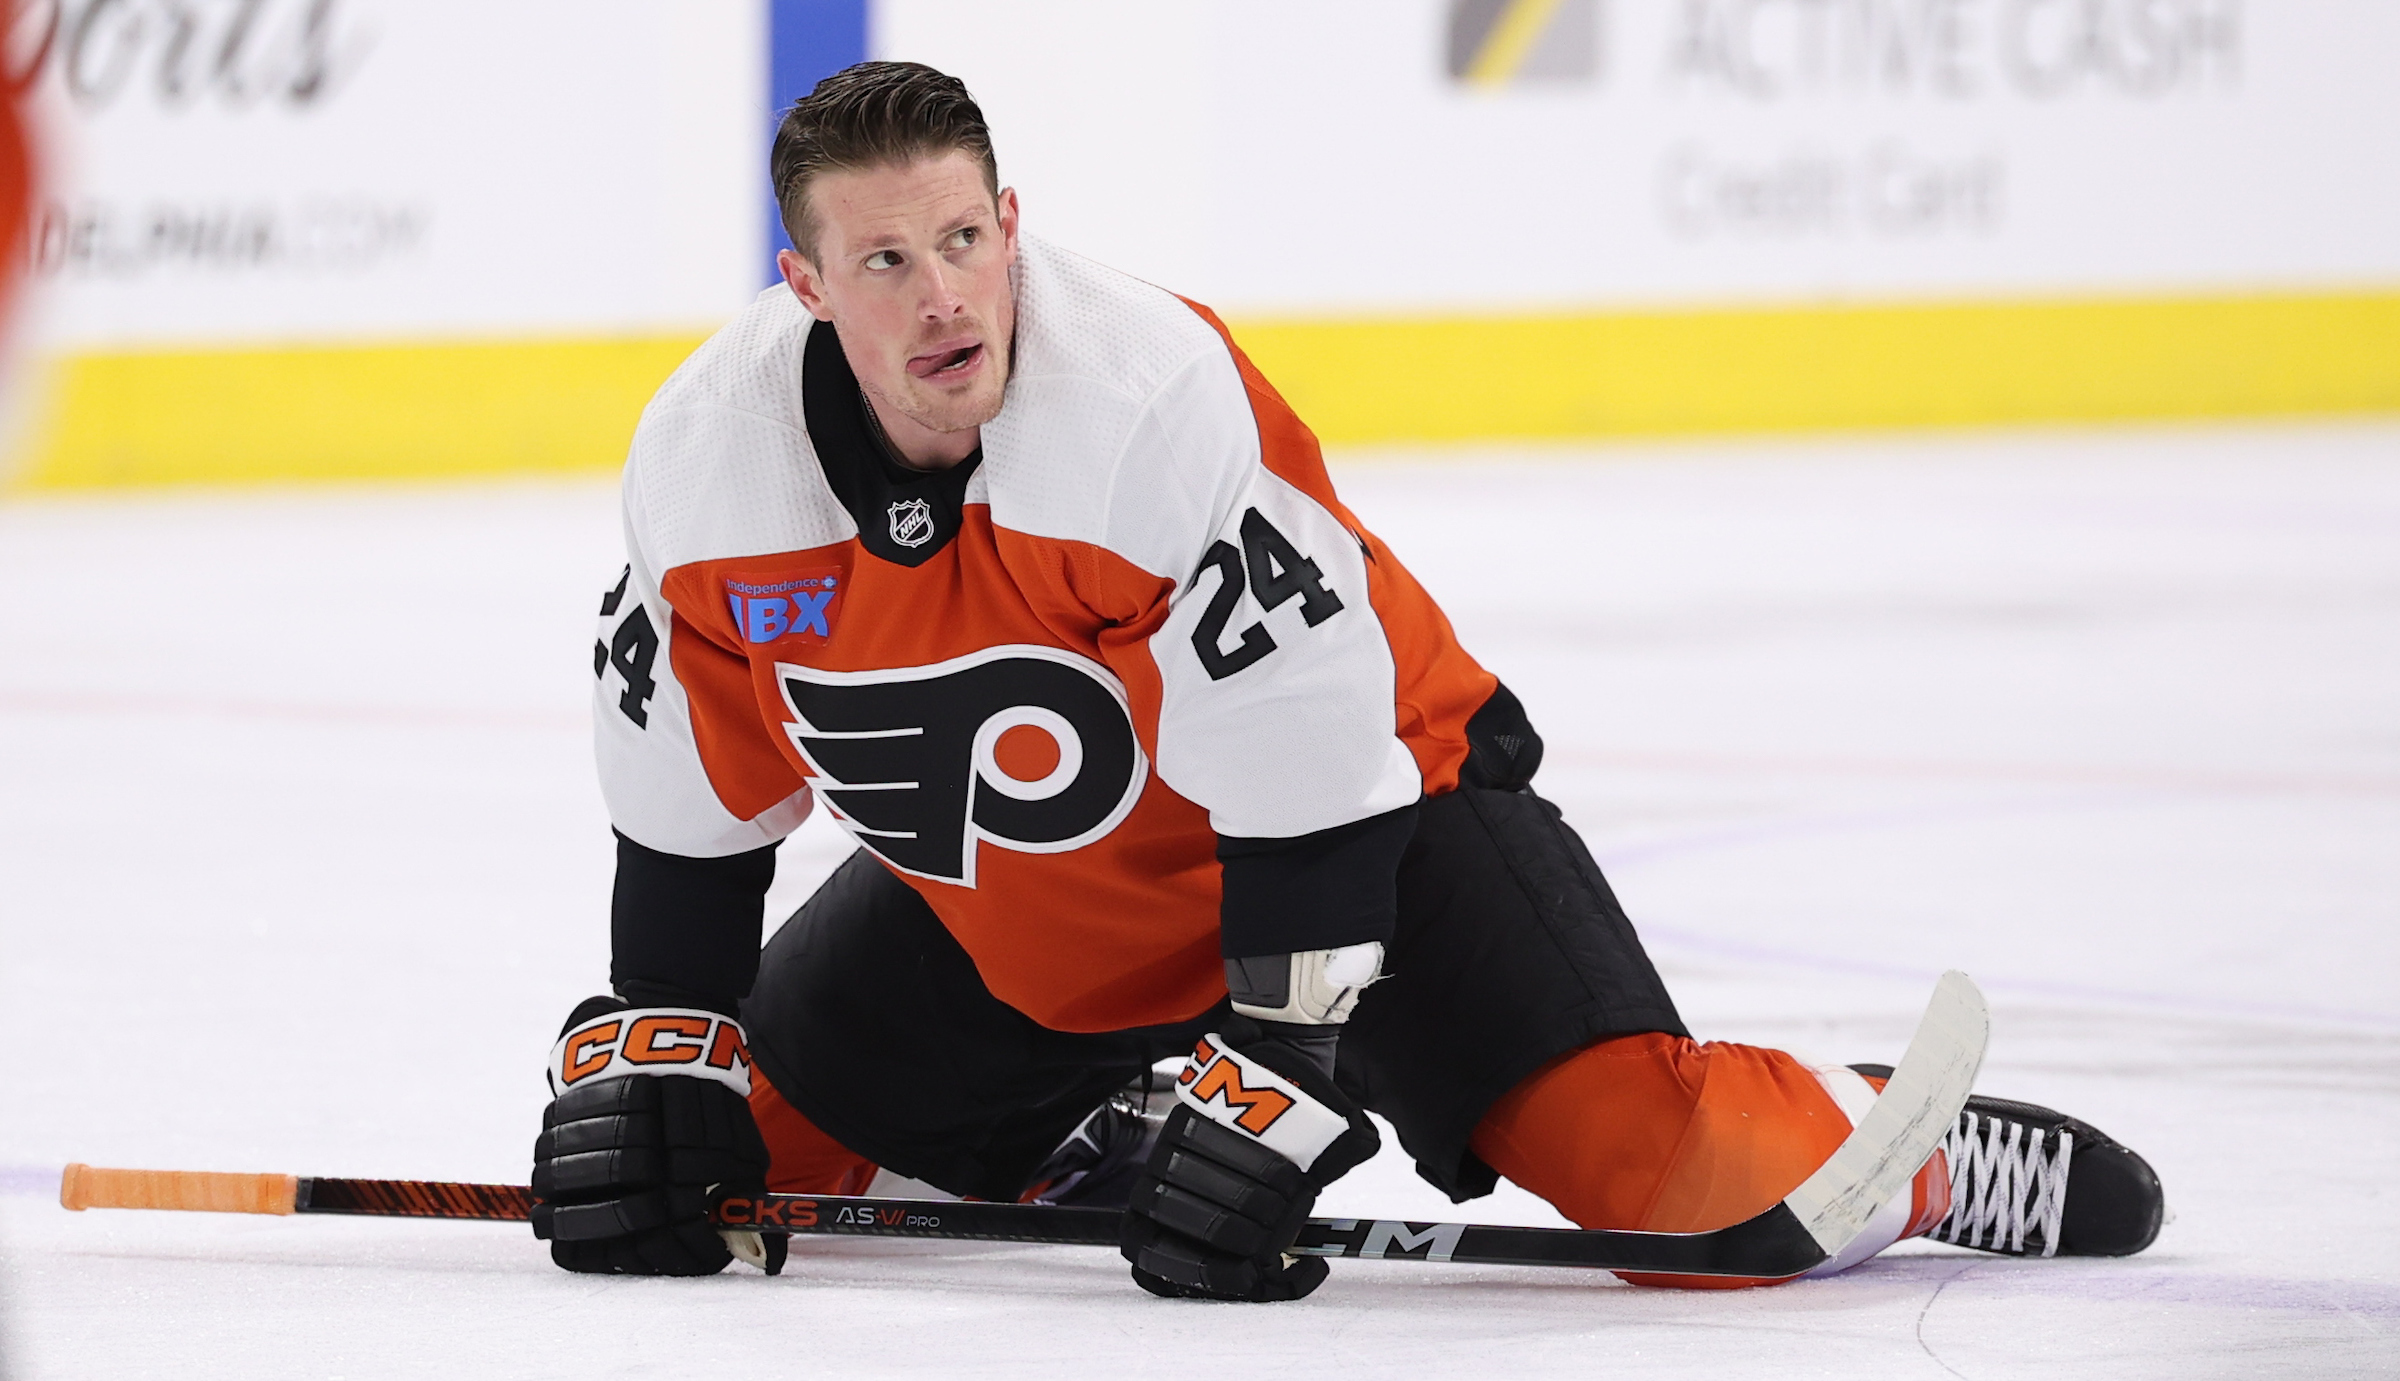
[888,498,936,549]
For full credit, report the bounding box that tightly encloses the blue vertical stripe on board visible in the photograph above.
[766,0,870,283]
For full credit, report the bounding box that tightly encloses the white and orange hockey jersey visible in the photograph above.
[594,235,1496,1033]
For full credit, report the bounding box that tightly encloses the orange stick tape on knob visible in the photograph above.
[59,1163,299,1215]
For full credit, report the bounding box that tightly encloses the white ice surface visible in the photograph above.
[1,424,2395,1379]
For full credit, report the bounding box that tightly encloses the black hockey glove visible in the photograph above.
[530,996,783,1276]
[1119,1020,1381,1302]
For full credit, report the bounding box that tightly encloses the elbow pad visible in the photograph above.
[1224,942,1383,1026]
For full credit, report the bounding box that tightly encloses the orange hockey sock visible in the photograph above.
[1469,1032,1945,1288]
[750,1076,880,1196]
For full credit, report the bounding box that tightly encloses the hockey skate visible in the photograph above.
[1021,1070,1173,1209]
[1852,1065,2166,1258]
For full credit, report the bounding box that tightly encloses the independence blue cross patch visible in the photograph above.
[726,571,843,645]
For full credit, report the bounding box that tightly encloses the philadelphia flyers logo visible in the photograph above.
[776,645,1146,885]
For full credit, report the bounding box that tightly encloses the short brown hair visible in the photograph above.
[770,61,999,263]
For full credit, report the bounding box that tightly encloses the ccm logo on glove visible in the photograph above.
[1174,1035,1351,1173]
[547,1008,753,1098]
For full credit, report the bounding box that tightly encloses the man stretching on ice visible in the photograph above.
[533,61,2164,1299]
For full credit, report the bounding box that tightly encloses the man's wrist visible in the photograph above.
[1224,941,1384,1027]
[1244,1021,1339,1079]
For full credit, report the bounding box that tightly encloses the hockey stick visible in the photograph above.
[61,972,1986,1279]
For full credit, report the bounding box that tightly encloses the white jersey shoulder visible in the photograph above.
[982,236,1256,582]
[626,287,856,577]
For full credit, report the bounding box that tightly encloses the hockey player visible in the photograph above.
[531,62,2165,1299]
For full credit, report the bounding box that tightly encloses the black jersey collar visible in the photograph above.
[802,320,984,568]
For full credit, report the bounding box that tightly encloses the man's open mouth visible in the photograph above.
[910,343,984,380]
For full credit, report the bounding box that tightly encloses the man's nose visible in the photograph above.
[919,258,967,318]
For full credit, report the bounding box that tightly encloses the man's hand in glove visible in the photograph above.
[530,997,784,1276]
[1119,942,1386,1302]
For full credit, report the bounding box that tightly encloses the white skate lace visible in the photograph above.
[1934,1111,2072,1256]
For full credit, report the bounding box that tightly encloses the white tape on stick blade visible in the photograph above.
[1783,970,1989,1260]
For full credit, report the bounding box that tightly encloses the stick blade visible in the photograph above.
[1782,970,1989,1259]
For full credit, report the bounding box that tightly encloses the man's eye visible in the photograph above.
[865,250,901,270]
[948,227,977,249]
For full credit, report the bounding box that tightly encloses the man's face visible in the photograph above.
[781,153,1018,453]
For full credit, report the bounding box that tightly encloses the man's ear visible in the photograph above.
[779,248,835,322]
[996,187,1021,257]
